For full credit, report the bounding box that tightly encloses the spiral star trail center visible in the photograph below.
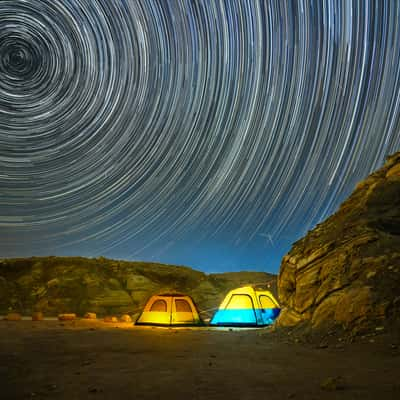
[0,1,399,272]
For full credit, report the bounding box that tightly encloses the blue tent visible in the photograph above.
[210,286,280,326]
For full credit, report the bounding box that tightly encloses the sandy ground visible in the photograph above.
[0,320,399,400]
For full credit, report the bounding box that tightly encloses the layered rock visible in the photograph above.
[277,152,400,334]
[0,256,276,317]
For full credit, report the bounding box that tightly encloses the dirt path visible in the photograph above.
[0,320,399,399]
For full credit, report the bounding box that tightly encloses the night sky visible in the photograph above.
[1,1,399,273]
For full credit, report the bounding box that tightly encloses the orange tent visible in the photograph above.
[135,294,202,326]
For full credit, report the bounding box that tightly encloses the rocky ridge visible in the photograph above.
[277,152,400,336]
[0,256,276,318]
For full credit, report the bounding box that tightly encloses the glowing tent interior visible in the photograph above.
[210,286,280,327]
[135,294,203,326]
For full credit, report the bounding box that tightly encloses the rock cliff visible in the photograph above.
[277,152,400,335]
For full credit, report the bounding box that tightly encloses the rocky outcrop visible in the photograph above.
[277,152,400,334]
[0,256,276,318]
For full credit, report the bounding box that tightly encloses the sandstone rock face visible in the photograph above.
[89,290,134,308]
[126,274,154,291]
[277,152,400,334]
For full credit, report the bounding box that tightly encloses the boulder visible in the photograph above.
[32,312,44,321]
[119,314,132,323]
[4,313,22,321]
[83,312,97,320]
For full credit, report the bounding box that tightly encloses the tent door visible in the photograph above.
[146,297,172,325]
[259,295,278,325]
[172,298,194,324]
[224,294,257,325]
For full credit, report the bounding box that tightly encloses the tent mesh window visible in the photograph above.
[226,294,254,309]
[150,299,167,312]
[175,299,192,312]
[259,295,276,309]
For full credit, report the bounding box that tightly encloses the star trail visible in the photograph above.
[0,1,399,272]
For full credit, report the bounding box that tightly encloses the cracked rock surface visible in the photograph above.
[277,152,400,335]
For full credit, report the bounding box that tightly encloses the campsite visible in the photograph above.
[1,318,399,400]
[1,0,400,398]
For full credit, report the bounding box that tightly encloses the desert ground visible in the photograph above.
[0,320,399,400]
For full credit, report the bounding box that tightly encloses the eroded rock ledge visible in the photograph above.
[277,152,400,335]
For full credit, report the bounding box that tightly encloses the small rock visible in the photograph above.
[369,339,375,343]
[375,326,384,332]
[317,343,328,349]
[32,312,44,321]
[287,393,296,398]
[390,344,398,350]
[320,376,346,391]
[4,313,22,321]
[84,312,97,320]
[58,313,76,321]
